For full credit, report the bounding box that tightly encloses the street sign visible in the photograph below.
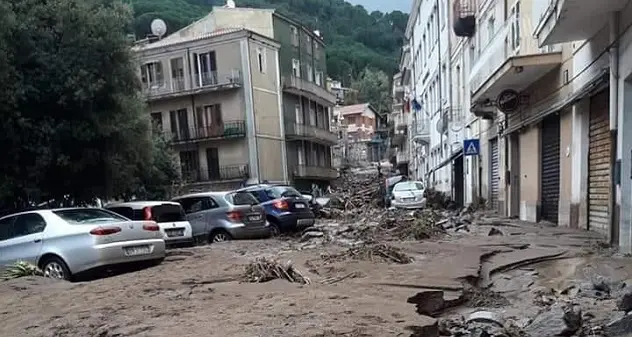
[463,139,480,156]
[496,89,520,113]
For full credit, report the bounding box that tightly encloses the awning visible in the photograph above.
[472,52,563,104]
[426,149,464,177]
[504,68,609,135]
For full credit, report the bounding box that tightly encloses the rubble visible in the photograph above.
[242,257,310,284]
[322,243,413,264]
[524,303,582,336]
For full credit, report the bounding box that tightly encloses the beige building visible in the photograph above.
[333,103,378,164]
[134,27,287,191]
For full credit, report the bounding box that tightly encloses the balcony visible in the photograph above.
[282,76,337,106]
[469,20,562,110]
[285,122,338,145]
[535,0,628,46]
[411,118,430,145]
[169,121,246,143]
[293,165,338,180]
[182,164,249,183]
[452,0,476,37]
[142,69,242,101]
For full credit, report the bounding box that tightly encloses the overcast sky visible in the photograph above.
[346,0,410,13]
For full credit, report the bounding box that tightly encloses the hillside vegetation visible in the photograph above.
[129,0,408,83]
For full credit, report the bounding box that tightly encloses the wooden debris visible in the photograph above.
[242,257,310,284]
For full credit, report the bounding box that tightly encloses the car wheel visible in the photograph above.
[209,230,231,243]
[41,256,71,281]
[268,223,281,237]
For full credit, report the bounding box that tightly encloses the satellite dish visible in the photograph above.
[150,19,167,39]
[225,0,235,8]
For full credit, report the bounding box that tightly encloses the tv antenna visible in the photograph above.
[150,18,167,39]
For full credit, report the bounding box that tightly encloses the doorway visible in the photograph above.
[453,155,464,207]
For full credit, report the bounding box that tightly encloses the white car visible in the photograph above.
[105,201,194,247]
[391,181,426,209]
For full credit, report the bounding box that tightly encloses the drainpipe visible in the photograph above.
[609,12,619,244]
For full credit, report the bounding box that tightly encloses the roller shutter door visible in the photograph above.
[588,91,611,233]
[490,139,499,210]
[540,114,560,223]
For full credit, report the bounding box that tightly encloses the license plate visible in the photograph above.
[124,245,150,256]
[165,229,184,237]
[295,203,305,208]
[248,215,261,221]
[403,197,415,201]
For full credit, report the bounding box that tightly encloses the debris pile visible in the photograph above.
[380,209,446,240]
[321,243,413,264]
[242,257,310,284]
[461,284,510,308]
[438,313,528,337]
[325,168,384,212]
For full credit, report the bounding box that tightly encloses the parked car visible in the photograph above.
[0,208,166,280]
[237,184,315,235]
[172,191,269,243]
[104,201,194,247]
[299,192,322,217]
[390,181,426,209]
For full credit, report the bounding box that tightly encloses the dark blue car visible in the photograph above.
[237,184,315,236]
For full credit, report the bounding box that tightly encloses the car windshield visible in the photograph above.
[225,192,260,206]
[53,208,128,224]
[393,182,424,192]
[265,186,302,199]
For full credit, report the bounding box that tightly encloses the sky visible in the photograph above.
[346,0,410,13]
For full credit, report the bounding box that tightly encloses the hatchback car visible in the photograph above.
[391,181,426,209]
[172,191,270,243]
[237,184,315,235]
[105,201,194,247]
[0,208,166,280]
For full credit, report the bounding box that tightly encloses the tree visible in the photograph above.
[0,0,179,209]
[348,68,392,114]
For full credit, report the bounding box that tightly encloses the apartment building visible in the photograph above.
[134,27,285,192]
[406,0,465,202]
[333,104,378,165]
[190,6,338,191]
[390,66,412,175]
[328,78,356,105]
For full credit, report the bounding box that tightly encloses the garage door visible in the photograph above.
[540,114,560,223]
[490,138,499,211]
[588,91,611,234]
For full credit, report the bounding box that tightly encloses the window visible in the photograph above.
[150,112,163,131]
[106,207,134,219]
[178,197,218,214]
[290,26,299,46]
[295,103,303,124]
[257,47,266,73]
[314,43,320,59]
[140,61,164,87]
[225,192,259,206]
[305,35,312,52]
[265,186,302,199]
[0,216,15,241]
[306,64,313,82]
[511,2,520,50]
[53,209,127,224]
[315,71,323,86]
[487,16,495,44]
[292,59,300,77]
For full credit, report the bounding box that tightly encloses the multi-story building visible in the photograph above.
[134,27,285,192]
[138,5,338,191]
[406,0,464,202]
[390,69,411,175]
[333,103,378,165]
[327,78,356,105]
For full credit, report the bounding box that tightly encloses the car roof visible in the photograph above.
[104,201,181,209]
[173,191,232,199]
[237,184,291,192]
[0,207,105,220]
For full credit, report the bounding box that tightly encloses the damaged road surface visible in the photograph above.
[0,170,626,337]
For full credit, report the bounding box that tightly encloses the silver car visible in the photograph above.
[391,181,427,209]
[104,201,194,247]
[172,191,270,243]
[0,208,166,280]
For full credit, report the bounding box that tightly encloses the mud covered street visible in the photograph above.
[2,209,632,337]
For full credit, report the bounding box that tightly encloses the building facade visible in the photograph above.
[134,28,285,192]
[137,6,338,191]
[333,103,378,165]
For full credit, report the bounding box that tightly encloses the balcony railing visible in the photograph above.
[294,165,338,179]
[182,164,249,183]
[142,69,242,100]
[282,76,336,105]
[285,122,337,144]
[170,121,246,143]
[469,20,513,96]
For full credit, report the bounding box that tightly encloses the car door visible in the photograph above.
[0,215,16,269]
[179,197,209,237]
[200,197,222,231]
[0,213,47,266]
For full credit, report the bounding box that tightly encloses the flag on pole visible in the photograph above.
[412,98,422,112]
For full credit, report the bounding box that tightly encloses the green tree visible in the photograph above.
[0,0,179,209]
[348,68,392,114]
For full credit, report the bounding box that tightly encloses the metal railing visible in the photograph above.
[282,76,336,105]
[285,122,337,144]
[294,165,338,179]
[142,69,242,98]
[182,164,249,183]
[170,121,246,143]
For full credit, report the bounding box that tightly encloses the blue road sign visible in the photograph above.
[463,139,480,156]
